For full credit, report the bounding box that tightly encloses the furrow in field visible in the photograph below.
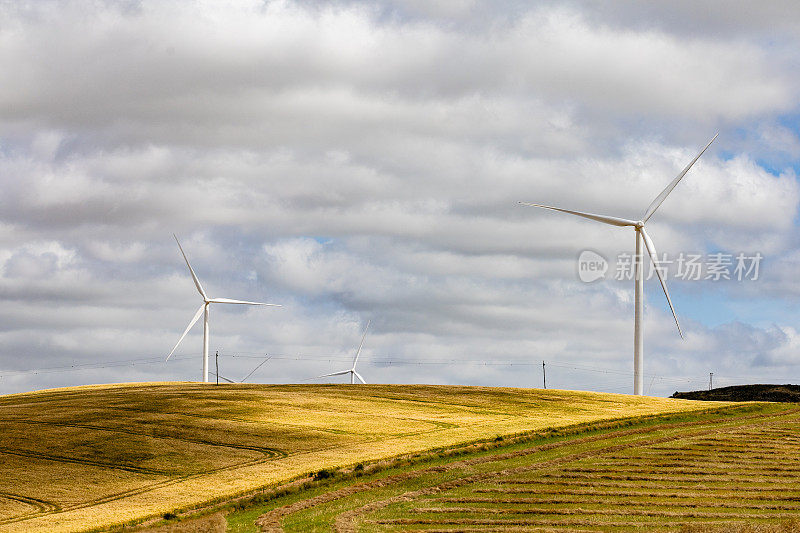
[0,492,60,521]
[0,447,166,476]
[561,465,800,476]
[370,517,755,528]
[593,457,800,467]
[409,506,795,519]
[493,478,800,493]
[474,487,800,500]
[537,472,797,484]
[433,496,800,510]
[1,418,287,459]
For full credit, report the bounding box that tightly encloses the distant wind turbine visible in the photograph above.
[315,320,371,384]
[166,235,281,383]
[521,134,717,395]
[212,355,273,384]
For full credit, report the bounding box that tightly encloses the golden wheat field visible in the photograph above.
[0,382,724,532]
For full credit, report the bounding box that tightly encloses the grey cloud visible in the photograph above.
[1,2,794,144]
[1,0,800,396]
[567,1,800,40]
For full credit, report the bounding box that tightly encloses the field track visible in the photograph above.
[246,404,800,532]
[0,382,720,532]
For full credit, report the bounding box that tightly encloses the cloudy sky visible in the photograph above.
[1,0,799,397]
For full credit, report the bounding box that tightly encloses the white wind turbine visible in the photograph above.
[521,134,717,395]
[315,320,371,384]
[166,235,281,383]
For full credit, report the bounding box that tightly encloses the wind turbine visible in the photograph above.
[212,355,273,384]
[521,134,717,395]
[166,235,281,383]
[315,320,371,384]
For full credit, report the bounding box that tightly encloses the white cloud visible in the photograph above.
[1,0,799,396]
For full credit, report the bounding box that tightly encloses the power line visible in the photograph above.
[221,351,792,385]
[1,350,793,392]
[0,354,197,377]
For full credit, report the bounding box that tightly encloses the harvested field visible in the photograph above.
[0,382,714,532]
[236,402,800,532]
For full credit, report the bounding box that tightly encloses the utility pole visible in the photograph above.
[216,351,219,385]
[542,360,547,389]
[709,372,713,391]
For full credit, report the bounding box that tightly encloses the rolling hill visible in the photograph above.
[0,382,728,532]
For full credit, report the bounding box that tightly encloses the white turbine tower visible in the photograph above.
[521,134,717,395]
[316,320,371,384]
[166,235,281,383]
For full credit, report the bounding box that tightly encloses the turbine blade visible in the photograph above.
[642,133,718,223]
[640,228,683,338]
[174,234,208,300]
[519,203,637,227]
[166,304,206,361]
[210,372,236,383]
[208,297,281,306]
[241,356,272,382]
[353,371,366,384]
[314,370,351,379]
[352,319,370,368]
